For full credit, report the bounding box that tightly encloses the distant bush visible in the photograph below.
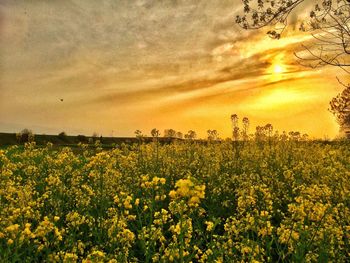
[90,133,102,144]
[16,129,34,143]
[77,135,87,143]
[58,132,67,141]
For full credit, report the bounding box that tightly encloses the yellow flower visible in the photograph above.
[169,190,177,199]
[188,196,201,207]
[205,221,214,232]
[159,178,166,184]
[6,224,20,233]
[123,197,133,210]
[169,178,205,207]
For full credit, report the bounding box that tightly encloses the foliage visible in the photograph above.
[207,130,219,141]
[184,130,197,140]
[58,132,67,142]
[164,129,177,138]
[151,129,160,138]
[77,135,88,143]
[163,129,185,139]
[1,139,349,262]
[329,84,350,129]
[16,129,35,144]
[134,130,143,138]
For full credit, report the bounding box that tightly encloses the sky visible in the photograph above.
[0,0,346,138]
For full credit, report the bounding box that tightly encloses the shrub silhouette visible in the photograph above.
[16,129,34,143]
[77,135,87,143]
[58,132,67,141]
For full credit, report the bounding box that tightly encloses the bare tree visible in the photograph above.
[237,0,350,70]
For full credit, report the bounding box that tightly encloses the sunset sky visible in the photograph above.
[0,0,346,138]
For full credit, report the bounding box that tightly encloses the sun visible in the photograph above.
[268,62,286,81]
[273,64,284,74]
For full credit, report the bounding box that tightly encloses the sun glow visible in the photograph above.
[247,88,317,111]
[268,60,286,81]
[273,64,284,74]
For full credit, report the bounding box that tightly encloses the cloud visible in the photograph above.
[0,0,343,137]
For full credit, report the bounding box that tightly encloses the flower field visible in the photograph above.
[0,140,349,262]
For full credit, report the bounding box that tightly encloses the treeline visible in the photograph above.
[5,114,347,147]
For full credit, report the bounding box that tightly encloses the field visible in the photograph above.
[1,139,349,262]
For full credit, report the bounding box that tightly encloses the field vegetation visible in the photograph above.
[0,135,349,262]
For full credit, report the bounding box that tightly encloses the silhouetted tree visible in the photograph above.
[242,117,250,141]
[231,114,240,141]
[151,128,160,138]
[134,130,143,138]
[176,132,183,139]
[77,135,87,143]
[58,131,67,141]
[90,132,99,143]
[289,131,301,141]
[255,126,264,142]
[254,124,274,142]
[184,130,197,140]
[164,129,177,138]
[265,124,273,137]
[329,83,350,137]
[207,129,219,141]
[302,133,310,141]
[16,129,34,143]
[280,131,288,141]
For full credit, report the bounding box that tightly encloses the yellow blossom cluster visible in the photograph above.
[0,140,349,262]
[169,178,205,207]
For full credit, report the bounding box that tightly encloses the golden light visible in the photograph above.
[267,62,286,81]
[273,64,284,74]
